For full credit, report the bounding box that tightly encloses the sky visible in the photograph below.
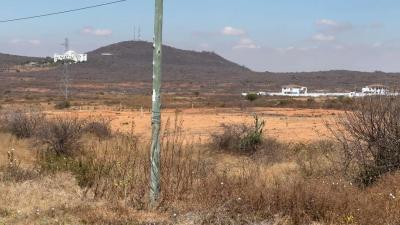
[0,0,400,72]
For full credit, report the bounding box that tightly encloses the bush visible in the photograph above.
[35,117,85,156]
[1,110,44,139]
[84,118,113,139]
[212,115,265,154]
[55,100,71,109]
[245,93,258,102]
[329,96,400,186]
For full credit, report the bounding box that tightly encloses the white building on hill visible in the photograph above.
[54,50,87,63]
[361,84,389,95]
[281,85,308,95]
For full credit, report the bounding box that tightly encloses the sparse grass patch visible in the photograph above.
[252,137,289,165]
[293,140,341,178]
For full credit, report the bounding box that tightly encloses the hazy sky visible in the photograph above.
[1,0,399,72]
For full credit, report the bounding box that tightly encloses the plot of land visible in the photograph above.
[46,107,340,142]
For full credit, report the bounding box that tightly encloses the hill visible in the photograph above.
[0,53,46,71]
[76,41,251,82]
[1,41,400,95]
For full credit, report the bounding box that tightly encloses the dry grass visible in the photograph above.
[0,173,170,225]
[0,133,34,168]
[0,110,400,224]
[0,173,83,225]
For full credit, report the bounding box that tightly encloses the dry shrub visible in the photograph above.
[84,118,113,139]
[329,96,400,186]
[35,117,86,156]
[211,115,265,154]
[55,100,71,109]
[0,110,44,139]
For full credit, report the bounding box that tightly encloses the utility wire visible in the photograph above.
[0,0,128,23]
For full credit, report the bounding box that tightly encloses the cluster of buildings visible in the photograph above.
[54,50,87,63]
[243,84,396,98]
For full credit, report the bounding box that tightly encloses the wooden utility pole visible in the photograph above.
[150,0,163,206]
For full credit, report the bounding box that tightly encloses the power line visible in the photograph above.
[0,0,128,23]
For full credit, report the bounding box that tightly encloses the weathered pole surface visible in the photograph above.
[150,0,163,206]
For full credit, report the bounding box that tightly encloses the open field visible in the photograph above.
[1,97,400,225]
[44,107,339,142]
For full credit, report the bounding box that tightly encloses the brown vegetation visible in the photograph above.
[0,102,400,224]
[329,96,400,186]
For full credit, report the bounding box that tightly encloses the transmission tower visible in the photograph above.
[62,38,69,52]
[61,38,70,100]
[133,25,136,41]
[138,26,141,40]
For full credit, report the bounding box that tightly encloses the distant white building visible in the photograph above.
[361,84,389,95]
[281,85,308,95]
[54,50,87,63]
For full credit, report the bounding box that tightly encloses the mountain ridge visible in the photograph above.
[1,41,400,94]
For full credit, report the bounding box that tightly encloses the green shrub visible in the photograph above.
[245,93,258,102]
[212,115,265,154]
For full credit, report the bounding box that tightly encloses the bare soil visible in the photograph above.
[45,107,339,142]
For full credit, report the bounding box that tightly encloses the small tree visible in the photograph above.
[246,93,258,102]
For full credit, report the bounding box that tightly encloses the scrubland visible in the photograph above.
[0,96,400,225]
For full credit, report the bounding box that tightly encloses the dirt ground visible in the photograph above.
[46,107,340,142]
